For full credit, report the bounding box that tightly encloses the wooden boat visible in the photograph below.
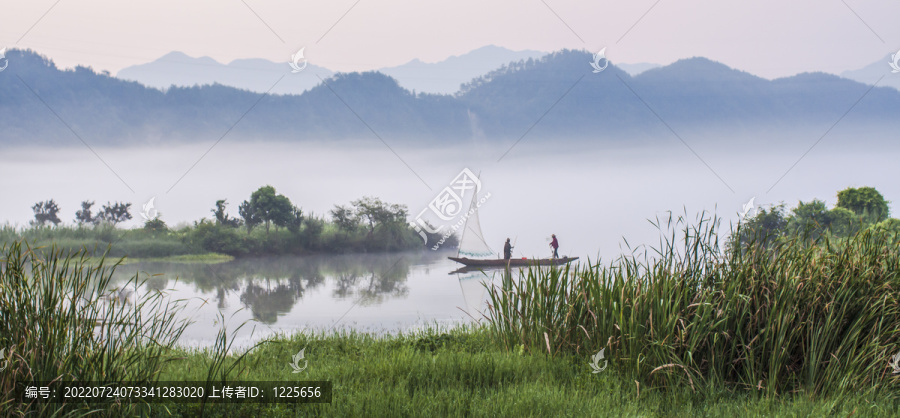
[449,256,578,268]
[447,179,578,270]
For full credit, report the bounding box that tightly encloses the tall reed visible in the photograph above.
[486,212,900,397]
[0,241,191,415]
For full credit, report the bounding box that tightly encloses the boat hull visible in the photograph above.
[448,256,578,268]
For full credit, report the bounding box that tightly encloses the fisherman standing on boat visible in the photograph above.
[550,234,559,258]
[503,238,513,260]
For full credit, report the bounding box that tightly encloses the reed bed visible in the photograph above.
[0,241,192,416]
[486,213,900,397]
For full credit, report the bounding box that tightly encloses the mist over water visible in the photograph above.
[2,129,899,261]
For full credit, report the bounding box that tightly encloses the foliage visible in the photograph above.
[239,199,260,234]
[729,203,787,251]
[733,187,896,250]
[97,201,132,225]
[186,219,247,256]
[30,199,61,227]
[785,199,833,239]
[836,186,889,223]
[330,204,358,232]
[143,217,168,232]
[350,196,412,250]
[300,215,326,247]
[211,199,242,227]
[248,185,297,234]
[74,200,99,225]
[8,189,440,259]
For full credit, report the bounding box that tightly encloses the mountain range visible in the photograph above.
[117,46,547,96]
[1,48,898,147]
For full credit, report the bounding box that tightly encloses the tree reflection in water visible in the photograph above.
[110,252,443,324]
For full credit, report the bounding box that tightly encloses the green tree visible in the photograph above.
[285,205,304,233]
[301,215,325,246]
[785,199,868,239]
[826,207,864,237]
[786,199,831,239]
[872,218,900,243]
[350,196,411,249]
[238,200,260,234]
[98,202,132,225]
[31,199,62,227]
[249,185,296,234]
[269,195,297,232]
[352,196,408,239]
[212,199,242,227]
[731,203,788,250]
[143,218,168,232]
[836,186,889,223]
[330,205,358,232]
[74,200,98,225]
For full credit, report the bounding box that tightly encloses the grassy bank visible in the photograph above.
[0,218,443,260]
[84,253,235,265]
[147,327,900,417]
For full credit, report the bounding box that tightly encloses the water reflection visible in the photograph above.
[111,251,446,325]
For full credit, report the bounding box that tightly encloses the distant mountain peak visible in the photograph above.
[841,53,900,92]
[377,45,547,94]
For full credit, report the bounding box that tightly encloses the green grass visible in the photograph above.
[133,327,900,417]
[1,223,198,259]
[83,253,234,265]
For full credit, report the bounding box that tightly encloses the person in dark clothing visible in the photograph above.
[550,234,559,258]
[503,238,513,260]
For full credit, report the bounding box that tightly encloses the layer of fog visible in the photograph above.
[2,128,898,262]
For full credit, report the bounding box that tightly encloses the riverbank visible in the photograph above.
[0,220,444,260]
[85,253,235,265]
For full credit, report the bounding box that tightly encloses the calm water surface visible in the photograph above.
[109,251,507,348]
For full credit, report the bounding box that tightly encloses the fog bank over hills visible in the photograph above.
[2,48,898,147]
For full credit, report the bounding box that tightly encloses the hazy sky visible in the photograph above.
[3,0,899,78]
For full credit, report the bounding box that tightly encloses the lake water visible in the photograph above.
[108,251,507,348]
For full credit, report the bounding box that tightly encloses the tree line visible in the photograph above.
[30,200,132,227]
[19,185,453,257]
[731,186,899,250]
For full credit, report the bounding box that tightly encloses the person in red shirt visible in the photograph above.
[550,234,559,258]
